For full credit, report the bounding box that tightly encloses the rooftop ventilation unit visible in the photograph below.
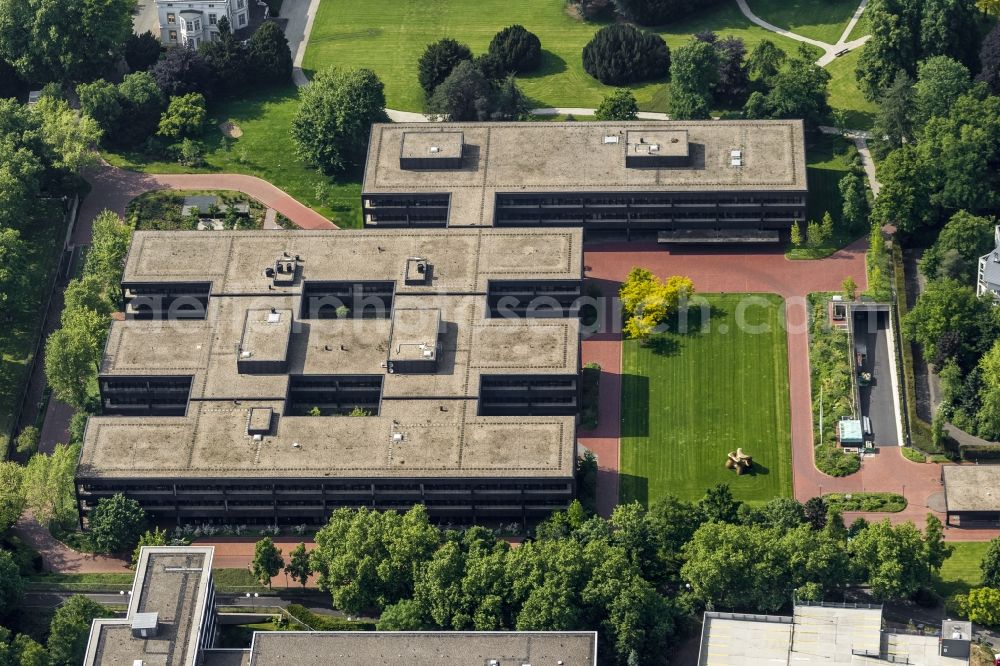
[731,149,743,167]
[603,135,619,144]
[429,146,440,153]
[131,612,159,639]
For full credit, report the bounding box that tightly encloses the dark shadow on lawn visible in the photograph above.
[618,473,649,508]
[520,49,568,79]
[620,373,649,438]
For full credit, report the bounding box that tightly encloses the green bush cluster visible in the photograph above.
[823,492,907,513]
[285,604,375,631]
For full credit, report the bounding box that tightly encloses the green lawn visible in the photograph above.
[847,8,870,42]
[933,541,989,599]
[0,201,68,457]
[302,0,819,113]
[104,86,362,228]
[745,0,860,44]
[826,48,878,130]
[620,293,793,505]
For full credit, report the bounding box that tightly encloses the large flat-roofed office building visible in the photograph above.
[362,121,808,242]
[76,229,583,525]
[84,546,599,666]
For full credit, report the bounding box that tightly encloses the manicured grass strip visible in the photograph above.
[825,48,878,130]
[620,293,792,505]
[745,0,861,44]
[822,492,906,512]
[934,541,988,599]
[303,0,819,113]
[0,201,68,457]
[105,86,362,229]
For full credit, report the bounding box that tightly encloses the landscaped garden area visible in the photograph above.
[619,293,793,505]
[105,86,363,228]
[300,0,872,116]
[125,190,289,230]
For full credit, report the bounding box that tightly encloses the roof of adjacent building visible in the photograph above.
[699,605,967,666]
[247,631,598,666]
[83,546,215,666]
[362,120,808,226]
[943,465,1000,513]
[980,227,1000,288]
[78,229,581,481]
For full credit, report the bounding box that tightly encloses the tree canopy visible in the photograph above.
[89,493,147,554]
[291,67,388,175]
[582,24,670,85]
[487,25,542,75]
[47,595,108,665]
[417,38,473,97]
[619,268,695,341]
[595,88,639,121]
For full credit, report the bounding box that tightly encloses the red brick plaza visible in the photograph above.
[579,239,998,540]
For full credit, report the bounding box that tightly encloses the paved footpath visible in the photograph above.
[581,240,1000,539]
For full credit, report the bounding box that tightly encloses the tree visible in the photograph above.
[870,144,933,232]
[595,88,638,121]
[982,536,1000,588]
[802,497,829,530]
[377,598,430,630]
[582,24,670,85]
[199,30,249,97]
[753,498,806,530]
[923,513,952,573]
[698,484,740,524]
[806,220,823,248]
[611,0,724,25]
[747,39,785,82]
[0,229,24,317]
[978,23,1000,95]
[490,75,530,121]
[157,93,207,139]
[114,71,165,147]
[310,505,440,613]
[47,595,107,665]
[919,211,996,281]
[903,279,998,371]
[619,268,694,341]
[131,527,168,567]
[22,444,79,529]
[15,425,39,456]
[0,462,25,532]
[670,39,718,97]
[487,25,542,75]
[839,171,869,232]
[748,48,831,125]
[919,0,980,69]
[45,312,103,410]
[417,38,473,97]
[427,60,493,121]
[668,87,711,119]
[291,67,388,175]
[286,542,313,587]
[848,519,930,600]
[820,211,835,244]
[152,48,216,100]
[0,0,135,83]
[913,56,971,127]
[855,0,923,100]
[249,20,293,85]
[841,276,858,300]
[78,79,123,136]
[12,634,48,666]
[873,71,915,149]
[790,222,803,247]
[956,587,1000,626]
[30,96,102,173]
[713,36,749,105]
[0,551,23,618]
[89,493,146,554]
[252,537,284,587]
[125,31,162,72]
[85,210,133,296]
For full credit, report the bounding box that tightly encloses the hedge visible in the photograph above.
[285,604,375,631]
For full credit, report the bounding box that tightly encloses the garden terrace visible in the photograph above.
[78,229,584,525]
[362,121,808,241]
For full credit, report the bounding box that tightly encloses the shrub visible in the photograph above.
[417,38,473,97]
[582,24,669,85]
[595,88,638,120]
[815,444,861,477]
[822,492,907,512]
[285,604,376,631]
[427,60,493,120]
[157,93,206,139]
[487,25,542,75]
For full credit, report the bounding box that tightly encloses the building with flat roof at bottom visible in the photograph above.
[76,229,584,525]
[698,603,970,665]
[84,546,598,665]
[83,546,217,666]
[942,465,1000,527]
[977,225,1000,301]
[361,120,808,243]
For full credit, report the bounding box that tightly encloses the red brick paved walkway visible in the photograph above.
[581,239,1000,538]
